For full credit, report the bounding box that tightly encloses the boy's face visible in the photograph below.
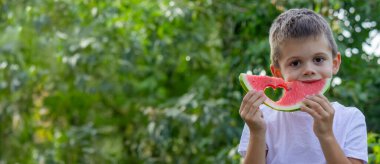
[270,34,341,82]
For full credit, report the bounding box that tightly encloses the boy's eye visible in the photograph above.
[289,60,301,67]
[313,57,325,63]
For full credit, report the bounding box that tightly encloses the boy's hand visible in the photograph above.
[300,94,335,139]
[239,90,267,135]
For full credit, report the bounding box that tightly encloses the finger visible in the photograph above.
[240,91,254,113]
[306,95,326,111]
[308,95,332,116]
[240,91,255,114]
[303,96,328,116]
[315,94,334,114]
[255,94,267,108]
[300,103,321,120]
[246,91,264,116]
[249,94,267,117]
[240,91,261,118]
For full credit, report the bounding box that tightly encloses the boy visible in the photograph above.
[238,9,368,164]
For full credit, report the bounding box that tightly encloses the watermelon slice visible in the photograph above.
[239,73,331,112]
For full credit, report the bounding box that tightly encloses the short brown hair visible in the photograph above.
[269,8,338,68]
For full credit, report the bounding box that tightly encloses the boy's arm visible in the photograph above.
[318,135,363,164]
[244,132,266,164]
[239,91,267,164]
[301,94,364,164]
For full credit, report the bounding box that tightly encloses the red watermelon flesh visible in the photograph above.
[239,74,331,111]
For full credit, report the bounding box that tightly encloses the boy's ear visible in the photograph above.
[270,64,282,78]
[332,52,341,75]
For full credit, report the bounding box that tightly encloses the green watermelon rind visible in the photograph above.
[239,74,251,92]
[239,73,331,112]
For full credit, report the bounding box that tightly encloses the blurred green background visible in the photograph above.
[1,0,380,163]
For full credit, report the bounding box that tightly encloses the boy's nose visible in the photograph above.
[303,64,316,76]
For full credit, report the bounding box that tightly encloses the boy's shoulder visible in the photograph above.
[331,101,365,117]
[331,102,366,125]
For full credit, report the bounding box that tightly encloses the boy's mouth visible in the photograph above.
[301,79,322,84]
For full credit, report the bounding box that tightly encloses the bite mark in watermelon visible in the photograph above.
[239,73,331,112]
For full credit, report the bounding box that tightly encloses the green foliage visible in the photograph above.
[368,132,380,163]
[264,87,284,102]
[1,0,380,163]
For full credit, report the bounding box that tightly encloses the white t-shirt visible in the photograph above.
[238,102,368,164]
